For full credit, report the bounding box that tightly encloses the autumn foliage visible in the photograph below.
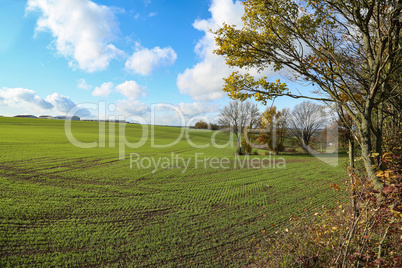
[249,131,402,267]
[257,106,289,154]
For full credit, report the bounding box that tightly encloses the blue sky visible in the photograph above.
[0,0,315,125]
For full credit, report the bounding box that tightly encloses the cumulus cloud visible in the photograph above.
[116,99,149,115]
[125,46,177,75]
[0,87,53,110]
[77,79,93,90]
[153,102,220,126]
[113,101,219,125]
[177,102,220,116]
[91,80,146,100]
[92,82,114,97]
[115,80,146,100]
[27,0,123,72]
[45,93,91,117]
[0,87,91,117]
[177,0,267,101]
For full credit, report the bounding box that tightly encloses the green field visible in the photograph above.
[0,117,347,267]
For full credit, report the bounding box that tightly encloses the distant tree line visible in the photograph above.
[194,120,220,130]
[193,100,342,156]
[214,100,333,155]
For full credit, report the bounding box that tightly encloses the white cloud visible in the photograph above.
[45,93,91,117]
[112,101,220,126]
[0,87,91,117]
[177,102,220,116]
[115,80,146,100]
[153,102,220,126]
[116,99,149,115]
[125,46,177,75]
[91,80,146,99]
[177,0,267,101]
[77,79,93,90]
[92,82,114,97]
[148,12,158,17]
[0,87,53,110]
[27,0,123,72]
[152,113,184,126]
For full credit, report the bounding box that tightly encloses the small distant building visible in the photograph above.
[14,115,38,119]
[54,115,80,121]
[39,115,53,119]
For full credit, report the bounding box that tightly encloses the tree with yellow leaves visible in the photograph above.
[257,106,289,154]
[214,0,402,189]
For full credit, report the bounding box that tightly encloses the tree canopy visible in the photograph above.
[289,101,326,153]
[258,106,289,154]
[214,0,402,187]
[218,101,259,153]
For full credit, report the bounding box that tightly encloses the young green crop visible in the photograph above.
[0,117,347,267]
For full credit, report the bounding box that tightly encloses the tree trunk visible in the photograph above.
[235,132,241,154]
[348,138,359,216]
[349,139,354,169]
[361,116,382,191]
[299,138,310,153]
[375,131,383,167]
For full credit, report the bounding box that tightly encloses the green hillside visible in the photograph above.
[0,117,347,267]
